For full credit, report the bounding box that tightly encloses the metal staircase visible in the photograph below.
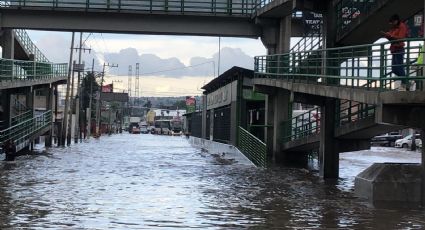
[0,110,52,152]
[14,29,50,62]
[335,0,423,45]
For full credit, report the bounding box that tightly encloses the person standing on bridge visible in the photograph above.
[382,14,409,90]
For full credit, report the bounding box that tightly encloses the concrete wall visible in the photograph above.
[188,136,255,166]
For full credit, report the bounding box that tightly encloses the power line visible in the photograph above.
[140,61,215,76]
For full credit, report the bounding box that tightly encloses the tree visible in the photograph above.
[172,100,186,109]
[81,72,100,111]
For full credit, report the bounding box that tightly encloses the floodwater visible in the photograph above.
[0,134,424,229]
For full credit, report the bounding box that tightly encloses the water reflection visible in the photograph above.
[0,134,423,229]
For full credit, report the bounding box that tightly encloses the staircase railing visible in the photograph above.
[14,29,50,63]
[282,107,320,142]
[290,36,323,54]
[11,110,33,126]
[337,100,375,127]
[0,110,52,147]
[238,126,267,167]
[0,58,67,81]
[255,38,425,91]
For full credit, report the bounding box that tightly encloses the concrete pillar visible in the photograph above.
[266,90,291,162]
[209,109,214,140]
[278,15,292,54]
[323,0,337,49]
[45,86,54,147]
[0,89,11,129]
[319,98,339,179]
[201,95,207,139]
[0,29,15,59]
[260,15,291,55]
[421,129,425,207]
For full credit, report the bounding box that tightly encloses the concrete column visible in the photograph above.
[421,129,425,207]
[319,98,339,179]
[0,89,11,129]
[201,95,207,139]
[45,86,54,147]
[278,15,292,54]
[265,94,274,159]
[0,29,15,59]
[323,0,337,49]
[265,90,291,162]
[209,109,214,140]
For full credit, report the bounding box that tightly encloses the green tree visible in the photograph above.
[81,72,100,111]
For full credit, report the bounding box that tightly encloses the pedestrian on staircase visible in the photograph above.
[382,14,409,90]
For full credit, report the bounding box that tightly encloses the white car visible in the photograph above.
[394,134,422,148]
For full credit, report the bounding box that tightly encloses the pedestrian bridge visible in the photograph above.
[0,0,264,37]
[254,37,425,156]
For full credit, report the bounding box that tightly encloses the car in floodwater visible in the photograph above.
[395,134,422,148]
[370,132,402,147]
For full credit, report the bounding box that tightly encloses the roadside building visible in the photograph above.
[186,66,265,145]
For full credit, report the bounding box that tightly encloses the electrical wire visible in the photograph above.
[140,61,215,76]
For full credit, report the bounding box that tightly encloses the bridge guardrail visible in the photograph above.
[3,0,258,16]
[255,38,425,91]
[0,58,67,81]
[238,126,267,167]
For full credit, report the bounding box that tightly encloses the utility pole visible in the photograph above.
[61,32,75,146]
[87,58,95,139]
[135,63,140,105]
[96,62,118,137]
[74,32,91,143]
[67,60,76,146]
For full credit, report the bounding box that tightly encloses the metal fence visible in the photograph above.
[255,38,425,91]
[0,58,67,81]
[238,126,267,167]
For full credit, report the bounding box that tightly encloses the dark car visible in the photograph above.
[370,132,402,147]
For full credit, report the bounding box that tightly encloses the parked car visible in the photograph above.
[370,132,402,147]
[140,126,149,134]
[131,126,141,134]
[395,134,422,148]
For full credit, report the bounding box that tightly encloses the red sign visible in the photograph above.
[102,84,113,93]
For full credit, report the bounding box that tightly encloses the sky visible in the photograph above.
[28,31,267,97]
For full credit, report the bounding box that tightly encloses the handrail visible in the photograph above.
[0,58,67,81]
[14,29,50,63]
[2,0,259,16]
[238,126,267,167]
[11,110,33,126]
[282,107,320,142]
[0,110,52,146]
[255,38,425,91]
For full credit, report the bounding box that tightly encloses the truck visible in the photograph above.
[129,117,141,134]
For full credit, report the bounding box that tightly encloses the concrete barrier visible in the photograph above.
[188,136,255,167]
[355,163,423,208]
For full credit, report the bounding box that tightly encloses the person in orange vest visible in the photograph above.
[382,14,409,89]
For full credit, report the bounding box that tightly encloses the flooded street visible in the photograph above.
[0,134,424,229]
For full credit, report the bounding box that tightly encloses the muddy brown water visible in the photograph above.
[0,134,424,229]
